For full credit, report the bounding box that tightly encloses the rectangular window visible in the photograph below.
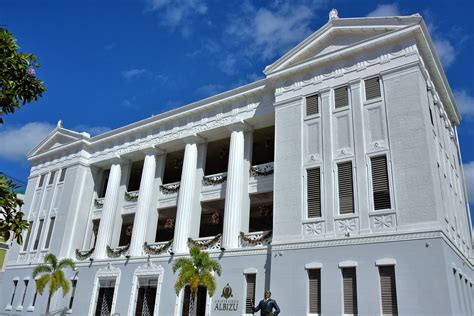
[59,168,67,182]
[23,221,34,251]
[38,175,45,188]
[135,278,157,315]
[308,269,321,314]
[31,290,38,307]
[33,219,44,250]
[429,107,434,126]
[338,162,354,214]
[48,171,56,185]
[128,160,144,192]
[245,274,256,314]
[306,94,319,116]
[307,168,321,218]
[95,280,115,316]
[365,77,381,100]
[371,156,391,210]
[44,217,55,249]
[334,86,349,108]
[69,279,77,309]
[379,266,398,315]
[21,280,29,306]
[342,267,358,315]
[10,280,18,305]
[99,169,110,198]
[90,219,100,248]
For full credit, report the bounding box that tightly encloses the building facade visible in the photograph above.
[1,10,473,316]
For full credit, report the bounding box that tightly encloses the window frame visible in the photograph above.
[335,160,357,216]
[304,93,321,118]
[305,166,323,219]
[307,267,322,316]
[363,76,382,103]
[367,153,395,212]
[333,85,351,111]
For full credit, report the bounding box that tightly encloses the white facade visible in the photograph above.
[1,11,473,316]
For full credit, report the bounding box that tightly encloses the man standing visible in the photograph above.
[252,290,280,315]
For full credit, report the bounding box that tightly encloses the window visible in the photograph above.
[33,219,44,250]
[90,219,100,248]
[38,174,46,188]
[44,217,55,249]
[182,285,207,316]
[10,280,18,306]
[335,86,349,108]
[245,274,256,314]
[308,269,321,314]
[128,160,144,192]
[48,171,56,185]
[95,280,115,316]
[365,77,381,100]
[342,267,358,315]
[379,266,398,315]
[429,107,434,126]
[135,278,157,315]
[307,168,321,218]
[21,280,29,306]
[59,168,67,182]
[119,214,134,246]
[306,94,319,116]
[31,289,38,308]
[23,221,34,251]
[371,156,391,210]
[98,169,110,198]
[338,162,354,214]
[69,279,77,310]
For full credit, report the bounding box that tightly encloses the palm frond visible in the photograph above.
[172,257,193,273]
[200,271,217,297]
[58,275,71,297]
[36,274,51,295]
[58,258,76,271]
[44,253,58,269]
[32,264,52,278]
[207,260,222,276]
[174,276,187,295]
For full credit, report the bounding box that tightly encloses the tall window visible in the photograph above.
[335,86,349,108]
[135,278,157,315]
[33,219,44,250]
[307,168,321,218]
[342,267,358,315]
[245,274,256,314]
[338,162,354,214]
[371,156,391,210]
[128,160,144,192]
[98,169,110,198]
[48,171,56,185]
[38,174,46,188]
[308,269,321,314]
[306,94,319,116]
[59,168,67,182]
[44,217,55,249]
[90,219,100,248]
[379,266,398,315]
[69,279,78,310]
[365,77,381,100]
[95,280,115,316]
[22,221,34,251]
[10,280,18,306]
[31,289,38,308]
[21,279,29,306]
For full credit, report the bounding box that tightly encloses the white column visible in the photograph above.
[94,161,122,259]
[222,125,246,249]
[173,139,199,253]
[129,150,157,256]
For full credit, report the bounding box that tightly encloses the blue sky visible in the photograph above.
[0,0,473,221]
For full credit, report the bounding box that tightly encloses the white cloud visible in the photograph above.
[366,3,401,17]
[196,83,225,97]
[433,38,456,67]
[226,1,319,60]
[146,0,207,34]
[0,122,54,161]
[454,89,474,118]
[72,125,111,136]
[122,68,147,80]
[464,161,474,204]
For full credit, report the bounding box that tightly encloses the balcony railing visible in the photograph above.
[75,247,95,261]
[94,197,104,209]
[240,230,272,247]
[250,162,274,177]
[188,234,222,251]
[160,181,180,195]
[143,240,173,256]
[124,190,139,202]
[202,172,227,186]
[106,244,130,258]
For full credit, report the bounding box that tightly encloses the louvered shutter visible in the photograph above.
[338,162,354,214]
[335,86,349,108]
[306,95,319,116]
[342,268,358,315]
[307,168,321,218]
[308,269,321,314]
[365,77,381,100]
[379,266,398,315]
[245,274,256,313]
[371,156,391,210]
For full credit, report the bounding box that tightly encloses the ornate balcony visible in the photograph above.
[188,234,222,251]
[143,240,173,256]
[249,162,274,177]
[159,181,180,195]
[240,230,272,247]
[202,172,227,186]
[124,190,139,202]
[106,244,130,258]
[94,197,104,209]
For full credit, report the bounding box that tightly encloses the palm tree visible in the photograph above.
[173,246,222,315]
[32,253,76,314]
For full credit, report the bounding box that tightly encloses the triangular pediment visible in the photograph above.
[28,127,89,158]
[264,15,422,76]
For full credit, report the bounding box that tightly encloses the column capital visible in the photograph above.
[109,153,130,165]
[227,120,253,133]
[181,134,206,145]
[140,146,164,156]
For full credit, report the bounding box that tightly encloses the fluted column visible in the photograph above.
[173,139,199,253]
[222,125,246,249]
[129,150,157,256]
[94,161,122,259]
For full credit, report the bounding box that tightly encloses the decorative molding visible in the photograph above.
[336,218,358,235]
[249,162,274,177]
[339,260,358,268]
[202,173,227,186]
[124,191,139,202]
[143,240,173,256]
[94,198,104,209]
[106,244,130,258]
[371,213,396,231]
[243,267,258,274]
[96,262,121,278]
[375,258,397,266]
[240,231,272,247]
[305,262,323,269]
[188,234,222,251]
[304,222,324,237]
[159,182,180,195]
[75,248,95,261]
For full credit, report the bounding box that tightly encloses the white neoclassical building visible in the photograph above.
[1,10,473,316]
